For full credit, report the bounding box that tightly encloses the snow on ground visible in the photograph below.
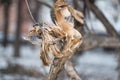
[0,45,118,80]
[0,75,42,80]
[75,48,118,80]
[0,45,50,74]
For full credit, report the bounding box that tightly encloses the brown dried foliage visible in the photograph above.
[25,0,84,66]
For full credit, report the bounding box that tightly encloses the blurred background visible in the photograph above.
[0,0,120,80]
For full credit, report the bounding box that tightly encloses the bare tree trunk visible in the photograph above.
[2,2,10,47]
[14,0,23,57]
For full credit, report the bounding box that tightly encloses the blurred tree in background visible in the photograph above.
[0,0,12,47]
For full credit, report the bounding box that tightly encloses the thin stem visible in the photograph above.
[25,0,37,24]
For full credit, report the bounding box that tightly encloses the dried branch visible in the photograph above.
[86,2,120,79]
[48,0,83,80]
[25,0,82,80]
[48,49,81,80]
[86,0,119,37]
[81,34,120,51]
[64,60,81,80]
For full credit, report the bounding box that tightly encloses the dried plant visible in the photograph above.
[24,0,84,80]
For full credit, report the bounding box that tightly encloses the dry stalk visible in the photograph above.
[48,0,83,79]
[24,0,84,80]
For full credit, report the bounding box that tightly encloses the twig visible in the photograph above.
[25,0,37,24]
[48,45,82,80]
[64,60,81,80]
[85,0,119,37]
[48,56,71,80]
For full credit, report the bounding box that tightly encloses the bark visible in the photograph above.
[48,52,75,80]
[64,60,81,80]
[49,58,67,80]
